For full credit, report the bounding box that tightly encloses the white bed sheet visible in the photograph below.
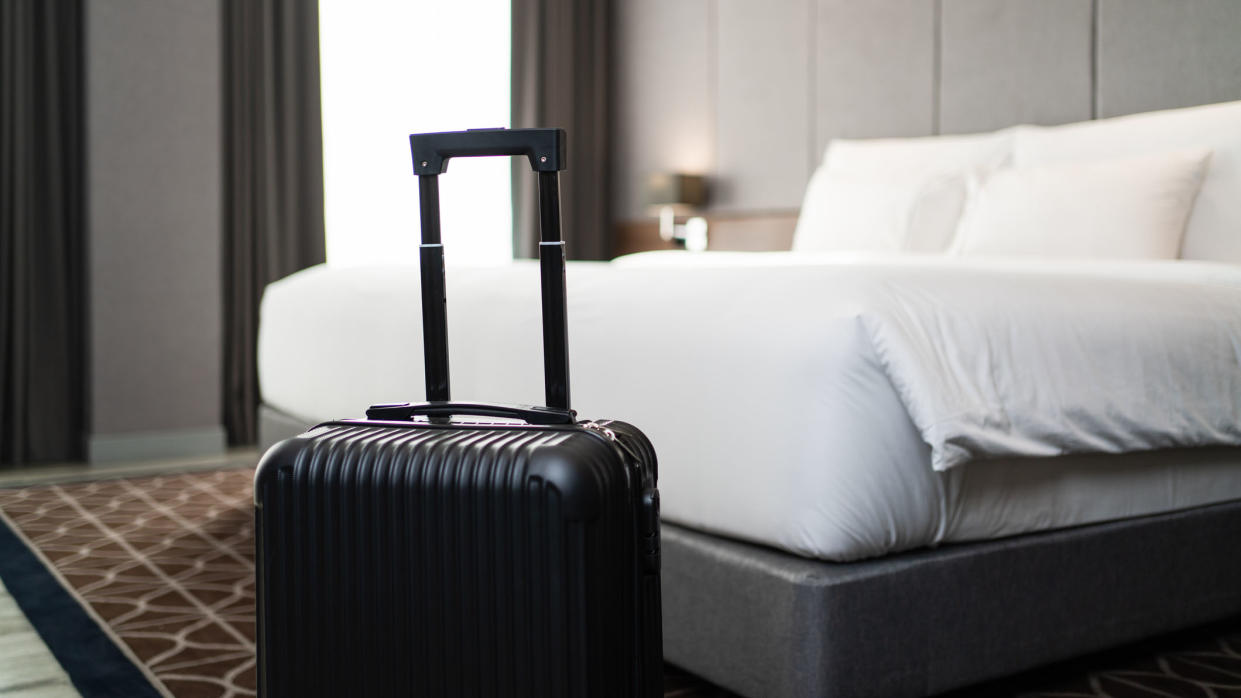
[259,253,1241,561]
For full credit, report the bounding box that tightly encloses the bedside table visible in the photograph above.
[612,212,798,258]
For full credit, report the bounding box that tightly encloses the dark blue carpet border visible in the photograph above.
[0,513,161,697]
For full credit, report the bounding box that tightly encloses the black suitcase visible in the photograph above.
[254,128,663,697]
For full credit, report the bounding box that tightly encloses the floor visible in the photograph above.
[0,451,259,491]
[0,579,76,697]
[2,453,1238,698]
[0,451,258,698]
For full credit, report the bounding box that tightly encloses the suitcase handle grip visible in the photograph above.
[411,128,572,414]
[411,128,565,176]
[366,401,576,426]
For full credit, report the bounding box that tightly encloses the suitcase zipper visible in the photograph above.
[579,420,642,464]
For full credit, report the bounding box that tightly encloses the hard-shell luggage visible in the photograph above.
[254,128,663,697]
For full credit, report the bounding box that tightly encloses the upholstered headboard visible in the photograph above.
[614,0,1241,221]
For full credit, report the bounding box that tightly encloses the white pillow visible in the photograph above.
[952,149,1212,260]
[1014,100,1241,263]
[792,169,964,252]
[824,130,1014,175]
[793,130,1014,253]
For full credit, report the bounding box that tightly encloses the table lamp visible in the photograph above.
[645,173,709,252]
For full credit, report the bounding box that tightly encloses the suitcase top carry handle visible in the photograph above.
[366,401,575,425]
[411,128,566,176]
[410,127,572,415]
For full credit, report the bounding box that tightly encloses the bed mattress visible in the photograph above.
[258,254,1241,561]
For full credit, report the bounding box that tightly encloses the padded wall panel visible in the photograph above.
[614,0,713,221]
[939,0,1093,134]
[1097,0,1241,118]
[713,0,812,211]
[815,0,936,155]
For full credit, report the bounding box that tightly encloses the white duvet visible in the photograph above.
[615,252,1241,468]
[260,252,1241,560]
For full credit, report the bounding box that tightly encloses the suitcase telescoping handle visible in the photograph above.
[405,127,574,424]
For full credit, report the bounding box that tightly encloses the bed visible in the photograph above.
[257,98,1241,696]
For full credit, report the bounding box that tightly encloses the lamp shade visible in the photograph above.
[645,173,708,213]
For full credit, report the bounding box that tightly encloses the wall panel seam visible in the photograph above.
[932,0,943,134]
[1090,0,1099,119]
[807,0,817,173]
[708,0,718,178]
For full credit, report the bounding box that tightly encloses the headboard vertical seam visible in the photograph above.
[1090,0,1100,119]
[806,0,818,174]
[932,0,943,135]
[707,0,718,179]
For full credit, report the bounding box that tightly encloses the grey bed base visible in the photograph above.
[260,405,1241,697]
[662,502,1241,697]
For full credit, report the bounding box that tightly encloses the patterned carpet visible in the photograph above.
[948,621,1241,698]
[0,470,256,696]
[0,468,1237,697]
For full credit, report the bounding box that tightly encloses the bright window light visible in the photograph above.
[319,0,512,267]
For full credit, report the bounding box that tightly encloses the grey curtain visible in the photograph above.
[0,1,87,465]
[511,0,613,260]
[222,0,326,446]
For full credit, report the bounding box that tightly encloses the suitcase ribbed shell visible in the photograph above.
[255,419,661,698]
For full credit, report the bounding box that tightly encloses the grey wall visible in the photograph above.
[614,0,1241,221]
[87,0,225,462]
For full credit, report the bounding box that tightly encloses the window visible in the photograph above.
[319,0,512,267]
